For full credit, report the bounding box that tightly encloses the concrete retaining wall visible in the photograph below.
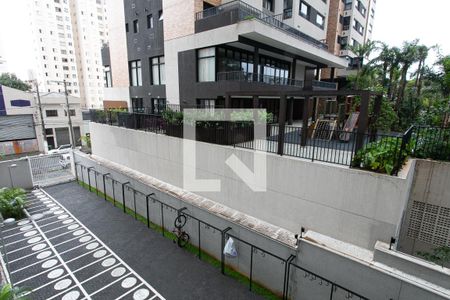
[0,157,33,189]
[398,159,450,256]
[74,151,450,300]
[90,122,415,250]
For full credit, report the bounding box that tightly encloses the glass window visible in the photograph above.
[263,0,274,12]
[46,110,58,117]
[104,66,112,87]
[129,60,142,86]
[152,98,166,114]
[197,99,215,111]
[151,56,165,85]
[316,13,324,27]
[147,14,153,28]
[133,19,139,33]
[198,47,215,82]
[300,1,309,17]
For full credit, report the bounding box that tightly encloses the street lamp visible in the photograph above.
[8,164,17,188]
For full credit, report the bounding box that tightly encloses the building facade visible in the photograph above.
[323,0,376,79]
[117,0,348,116]
[39,92,83,150]
[27,0,108,109]
[0,85,43,156]
[100,0,131,110]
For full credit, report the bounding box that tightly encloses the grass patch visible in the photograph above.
[77,180,281,299]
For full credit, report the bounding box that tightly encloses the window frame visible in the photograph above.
[132,19,139,33]
[150,56,166,85]
[129,60,142,86]
[46,109,58,117]
[197,47,216,82]
[147,14,153,29]
[299,1,310,17]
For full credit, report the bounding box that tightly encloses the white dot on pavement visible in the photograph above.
[31,213,44,220]
[28,237,42,244]
[111,267,126,278]
[42,259,58,269]
[54,279,72,290]
[37,250,52,260]
[62,290,80,300]
[86,242,99,250]
[32,243,47,251]
[47,268,64,279]
[67,224,79,230]
[24,230,38,237]
[101,258,116,267]
[20,225,33,231]
[121,277,137,289]
[72,230,85,236]
[133,289,150,300]
[79,236,92,243]
[93,250,107,258]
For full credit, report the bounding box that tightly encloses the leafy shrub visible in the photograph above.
[352,137,412,175]
[0,187,26,219]
[0,284,30,300]
[162,109,183,125]
[417,246,450,267]
[413,128,450,161]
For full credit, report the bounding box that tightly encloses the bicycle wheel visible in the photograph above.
[174,214,187,229]
[177,232,190,248]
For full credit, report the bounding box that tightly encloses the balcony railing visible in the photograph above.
[217,71,304,88]
[312,80,338,90]
[195,0,328,50]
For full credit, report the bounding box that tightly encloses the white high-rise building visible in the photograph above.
[27,0,108,108]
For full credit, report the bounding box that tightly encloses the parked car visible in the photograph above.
[59,153,71,169]
[48,144,72,155]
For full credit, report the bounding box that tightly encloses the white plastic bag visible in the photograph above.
[223,237,238,258]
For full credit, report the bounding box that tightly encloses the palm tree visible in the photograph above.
[413,45,433,96]
[396,40,420,109]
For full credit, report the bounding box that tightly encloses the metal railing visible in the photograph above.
[90,109,415,174]
[217,71,304,88]
[195,0,328,50]
[312,80,338,90]
[412,126,450,161]
[75,162,369,300]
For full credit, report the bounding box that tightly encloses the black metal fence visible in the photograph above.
[412,126,450,161]
[91,110,437,175]
[75,162,369,300]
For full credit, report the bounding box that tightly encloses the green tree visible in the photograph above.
[0,73,31,91]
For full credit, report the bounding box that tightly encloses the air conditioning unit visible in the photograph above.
[344,11,351,17]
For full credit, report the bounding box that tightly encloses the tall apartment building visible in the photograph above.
[324,0,376,79]
[116,0,348,116]
[27,0,108,109]
[100,0,130,109]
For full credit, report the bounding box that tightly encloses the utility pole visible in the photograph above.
[34,80,48,153]
[62,79,76,149]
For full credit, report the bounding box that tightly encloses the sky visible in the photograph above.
[0,0,449,80]
[372,0,450,61]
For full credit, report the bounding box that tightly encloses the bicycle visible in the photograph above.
[172,214,190,248]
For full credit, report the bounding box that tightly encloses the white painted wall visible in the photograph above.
[90,123,415,249]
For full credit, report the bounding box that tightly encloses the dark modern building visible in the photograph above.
[109,0,350,119]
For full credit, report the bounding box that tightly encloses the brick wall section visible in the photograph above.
[322,0,342,79]
[164,0,222,41]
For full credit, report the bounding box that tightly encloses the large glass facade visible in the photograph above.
[216,46,290,83]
